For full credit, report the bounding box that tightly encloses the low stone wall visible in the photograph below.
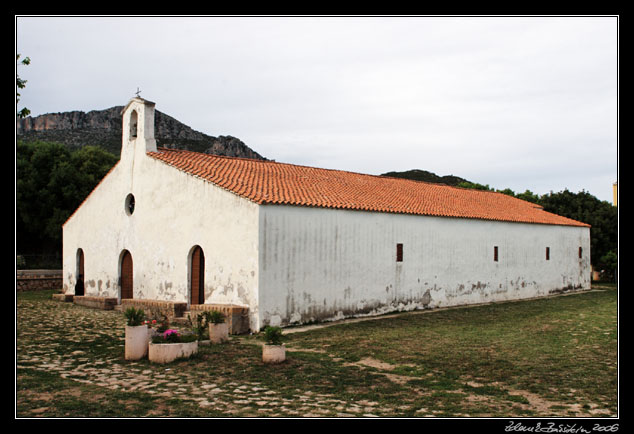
[17,270,62,292]
[187,304,250,335]
[52,293,74,302]
[74,295,118,310]
[119,299,188,320]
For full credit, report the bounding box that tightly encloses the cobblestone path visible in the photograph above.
[16,294,389,417]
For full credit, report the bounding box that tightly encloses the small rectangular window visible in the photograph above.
[494,246,498,262]
[579,247,583,259]
[546,247,550,261]
[396,243,403,262]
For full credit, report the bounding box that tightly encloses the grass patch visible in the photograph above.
[287,285,618,415]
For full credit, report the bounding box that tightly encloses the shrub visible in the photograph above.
[263,326,283,346]
[188,312,209,341]
[124,307,146,326]
[151,329,198,344]
[205,310,226,324]
[154,315,170,333]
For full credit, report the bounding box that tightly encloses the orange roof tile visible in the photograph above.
[148,148,590,228]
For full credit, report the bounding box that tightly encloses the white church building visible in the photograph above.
[62,97,592,332]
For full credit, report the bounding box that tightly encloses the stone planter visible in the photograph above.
[125,324,149,360]
[148,340,199,364]
[208,322,229,344]
[262,344,286,364]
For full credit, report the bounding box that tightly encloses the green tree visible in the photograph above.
[538,189,617,268]
[16,140,118,256]
[16,54,31,118]
[515,189,540,204]
[457,182,617,268]
[457,181,492,191]
[496,187,516,197]
[599,250,617,281]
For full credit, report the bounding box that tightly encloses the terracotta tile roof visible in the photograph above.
[148,148,590,228]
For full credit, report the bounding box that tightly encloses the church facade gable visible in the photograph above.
[63,98,260,329]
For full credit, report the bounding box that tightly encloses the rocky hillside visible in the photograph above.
[16,108,476,187]
[16,106,266,160]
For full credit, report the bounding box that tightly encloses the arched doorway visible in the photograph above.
[75,249,85,296]
[120,250,133,300]
[190,246,205,305]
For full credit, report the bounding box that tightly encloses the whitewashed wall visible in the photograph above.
[257,204,591,329]
[62,100,259,324]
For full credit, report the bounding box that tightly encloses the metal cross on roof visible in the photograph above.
[135,87,141,97]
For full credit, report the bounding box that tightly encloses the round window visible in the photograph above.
[125,194,135,215]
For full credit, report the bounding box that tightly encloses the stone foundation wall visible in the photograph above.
[17,270,62,292]
[119,299,188,320]
[188,304,250,335]
[74,295,118,310]
[52,293,74,302]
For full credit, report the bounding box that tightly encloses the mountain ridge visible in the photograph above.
[16,106,266,161]
[17,107,472,187]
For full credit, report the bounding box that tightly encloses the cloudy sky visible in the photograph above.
[16,16,618,202]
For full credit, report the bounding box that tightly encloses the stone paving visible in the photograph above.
[16,295,389,417]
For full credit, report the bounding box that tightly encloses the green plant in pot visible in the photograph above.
[206,310,229,344]
[156,315,170,334]
[151,329,198,344]
[188,312,209,342]
[123,307,148,360]
[124,306,146,326]
[263,326,283,345]
[148,328,199,364]
[262,326,285,363]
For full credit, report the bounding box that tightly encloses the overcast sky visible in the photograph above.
[16,16,618,202]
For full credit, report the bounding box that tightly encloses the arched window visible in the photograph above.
[190,246,205,305]
[129,110,138,139]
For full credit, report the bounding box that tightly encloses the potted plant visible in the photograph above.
[156,315,170,333]
[124,307,148,360]
[143,318,159,339]
[206,310,229,344]
[148,329,199,364]
[188,312,210,344]
[262,326,285,363]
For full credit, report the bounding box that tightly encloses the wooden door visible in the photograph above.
[190,246,205,305]
[76,249,85,296]
[121,250,133,300]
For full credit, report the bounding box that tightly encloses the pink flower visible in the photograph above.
[163,329,180,337]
